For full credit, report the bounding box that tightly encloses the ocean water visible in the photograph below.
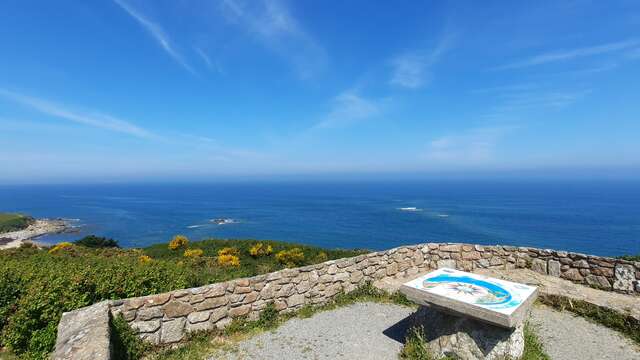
[0,181,638,257]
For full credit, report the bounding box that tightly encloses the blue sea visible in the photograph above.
[0,181,638,257]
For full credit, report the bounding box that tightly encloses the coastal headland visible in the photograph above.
[0,217,75,249]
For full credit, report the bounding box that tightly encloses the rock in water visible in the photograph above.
[412,306,525,360]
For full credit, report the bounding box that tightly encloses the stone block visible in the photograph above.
[234,286,251,294]
[287,293,305,307]
[386,262,399,275]
[462,251,481,260]
[210,307,228,323]
[164,300,194,318]
[548,260,561,277]
[235,278,250,287]
[54,301,112,360]
[195,296,228,311]
[573,260,590,268]
[436,259,456,269]
[204,284,227,298]
[531,259,547,275]
[187,311,211,324]
[228,305,250,317]
[144,293,171,307]
[131,320,161,333]
[613,264,635,292]
[561,268,584,282]
[140,331,160,345]
[585,275,611,289]
[186,320,214,333]
[161,318,186,343]
[440,244,462,252]
[137,306,163,321]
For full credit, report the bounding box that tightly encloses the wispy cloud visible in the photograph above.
[113,0,195,74]
[0,89,158,139]
[194,47,223,74]
[313,91,384,129]
[424,126,515,165]
[390,34,454,89]
[219,0,326,78]
[490,89,591,115]
[472,82,591,121]
[495,39,639,70]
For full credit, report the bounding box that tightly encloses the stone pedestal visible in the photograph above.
[412,306,525,360]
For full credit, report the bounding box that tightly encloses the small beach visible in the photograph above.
[0,218,74,249]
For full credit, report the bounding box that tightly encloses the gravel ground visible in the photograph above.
[207,302,414,360]
[530,305,640,360]
[208,302,640,360]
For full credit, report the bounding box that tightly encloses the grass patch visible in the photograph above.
[522,322,550,360]
[399,326,432,359]
[146,282,414,360]
[0,238,366,359]
[0,213,34,233]
[111,315,151,360]
[399,322,549,360]
[538,294,640,345]
[618,254,640,262]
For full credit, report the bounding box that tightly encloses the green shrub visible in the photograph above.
[111,315,151,360]
[74,235,120,248]
[0,238,367,357]
[0,213,34,233]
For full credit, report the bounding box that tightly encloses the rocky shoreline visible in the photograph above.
[0,218,77,249]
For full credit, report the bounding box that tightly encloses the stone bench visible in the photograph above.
[400,268,538,359]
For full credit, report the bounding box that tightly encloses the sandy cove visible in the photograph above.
[0,219,75,249]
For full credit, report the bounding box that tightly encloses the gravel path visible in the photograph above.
[530,305,640,360]
[207,302,414,360]
[208,302,640,360]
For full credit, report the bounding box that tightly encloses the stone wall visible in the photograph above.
[108,243,639,346]
[54,242,640,359]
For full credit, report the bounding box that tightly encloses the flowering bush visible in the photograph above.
[168,235,189,250]
[275,248,305,267]
[183,249,204,258]
[315,251,328,263]
[0,239,364,358]
[48,242,74,255]
[217,254,240,267]
[249,243,273,258]
[217,247,240,257]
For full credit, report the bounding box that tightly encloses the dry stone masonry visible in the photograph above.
[54,242,640,359]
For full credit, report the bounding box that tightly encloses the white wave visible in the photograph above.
[398,207,422,212]
[187,224,206,229]
[210,218,238,225]
[436,214,449,218]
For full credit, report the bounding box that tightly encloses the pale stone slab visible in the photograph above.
[400,268,537,328]
[54,301,111,360]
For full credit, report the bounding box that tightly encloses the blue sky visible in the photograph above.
[1,0,639,183]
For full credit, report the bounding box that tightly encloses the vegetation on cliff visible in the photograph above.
[0,237,366,359]
[0,213,34,233]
